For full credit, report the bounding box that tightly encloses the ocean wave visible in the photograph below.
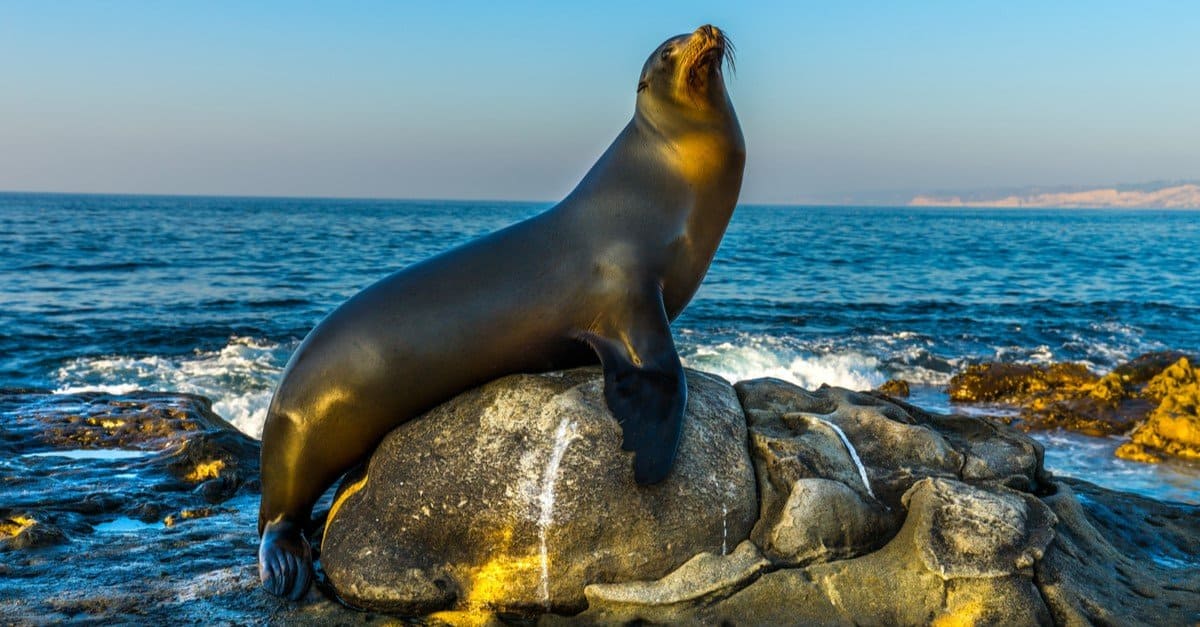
[680,340,887,391]
[53,336,290,439]
[44,327,1173,442]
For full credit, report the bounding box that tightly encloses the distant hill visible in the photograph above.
[909,182,1200,209]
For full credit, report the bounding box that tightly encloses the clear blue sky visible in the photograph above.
[2,1,1197,203]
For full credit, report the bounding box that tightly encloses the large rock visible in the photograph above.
[320,373,1200,624]
[571,380,1058,624]
[574,477,1057,625]
[320,368,758,615]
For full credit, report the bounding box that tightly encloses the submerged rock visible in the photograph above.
[320,368,758,615]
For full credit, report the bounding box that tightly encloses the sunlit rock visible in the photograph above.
[319,367,758,615]
[1117,357,1200,463]
[948,353,1200,464]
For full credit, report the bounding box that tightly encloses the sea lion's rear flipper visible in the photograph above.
[584,286,686,485]
[259,518,314,601]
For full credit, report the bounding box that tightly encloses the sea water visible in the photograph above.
[1,193,1197,502]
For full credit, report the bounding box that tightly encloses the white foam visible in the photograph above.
[52,336,289,439]
[682,341,886,391]
[53,383,143,395]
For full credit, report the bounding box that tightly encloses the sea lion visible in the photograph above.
[258,24,745,600]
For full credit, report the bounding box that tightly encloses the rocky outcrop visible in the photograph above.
[322,369,1200,624]
[949,353,1200,464]
[1116,357,1200,463]
[876,378,911,397]
[4,375,1196,625]
[320,369,758,615]
[947,362,1150,436]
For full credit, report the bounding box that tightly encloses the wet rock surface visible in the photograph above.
[1036,478,1200,625]
[0,389,381,624]
[3,373,1198,625]
[949,352,1200,466]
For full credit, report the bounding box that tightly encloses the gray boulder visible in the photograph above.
[319,367,758,615]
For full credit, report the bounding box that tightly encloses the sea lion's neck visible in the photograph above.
[630,111,745,317]
[555,112,743,267]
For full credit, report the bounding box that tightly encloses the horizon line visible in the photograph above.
[2,188,1198,211]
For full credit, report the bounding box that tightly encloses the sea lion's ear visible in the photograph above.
[637,80,648,93]
[582,285,686,485]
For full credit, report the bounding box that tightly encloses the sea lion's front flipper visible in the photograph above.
[583,285,686,485]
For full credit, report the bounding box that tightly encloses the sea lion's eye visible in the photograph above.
[660,47,673,62]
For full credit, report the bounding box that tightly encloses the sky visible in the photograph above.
[2,1,1198,204]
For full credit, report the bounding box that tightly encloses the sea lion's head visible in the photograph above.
[636,25,737,129]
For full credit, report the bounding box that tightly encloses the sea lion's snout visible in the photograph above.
[696,24,723,47]
[682,24,732,90]
[693,25,723,55]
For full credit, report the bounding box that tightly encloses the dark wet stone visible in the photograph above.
[0,391,393,624]
[1019,395,1152,436]
[1036,478,1200,625]
[0,512,69,551]
[0,390,238,454]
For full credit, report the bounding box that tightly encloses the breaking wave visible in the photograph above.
[53,336,290,439]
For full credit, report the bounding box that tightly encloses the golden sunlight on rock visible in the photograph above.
[184,459,226,482]
[1118,358,1200,463]
[0,515,37,539]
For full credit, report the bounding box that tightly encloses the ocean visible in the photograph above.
[2,192,1198,503]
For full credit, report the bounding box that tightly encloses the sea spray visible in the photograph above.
[53,336,288,438]
[681,341,888,390]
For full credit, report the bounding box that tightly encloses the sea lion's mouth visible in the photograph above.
[685,25,733,89]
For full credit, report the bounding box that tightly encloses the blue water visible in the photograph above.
[2,192,1198,501]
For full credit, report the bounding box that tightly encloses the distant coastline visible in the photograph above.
[909,183,1200,209]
